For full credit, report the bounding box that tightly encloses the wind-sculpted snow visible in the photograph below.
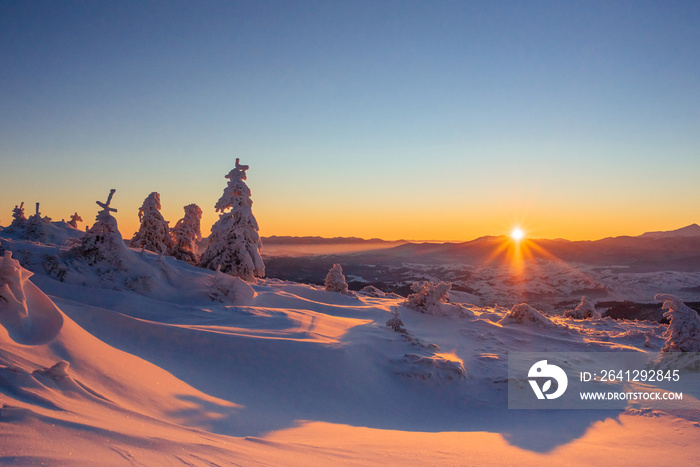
[0,252,63,345]
[498,303,558,328]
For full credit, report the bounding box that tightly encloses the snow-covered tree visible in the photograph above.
[386,307,406,333]
[170,204,202,263]
[23,203,51,241]
[10,202,26,228]
[403,281,475,317]
[69,189,130,266]
[130,192,172,254]
[656,293,700,352]
[199,159,265,281]
[67,212,83,229]
[324,263,348,293]
[563,296,600,319]
[405,281,451,312]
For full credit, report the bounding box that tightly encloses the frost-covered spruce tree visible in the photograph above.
[9,202,27,229]
[170,203,202,263]
[23,203,51,241]
[69,189,130,266]
[199,159,265,281]
[67,212,83,229]
[130,192,172,254]
[324,263,348,293]
[656,293,700,352]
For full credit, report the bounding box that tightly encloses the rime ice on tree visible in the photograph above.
[405,281,451,313]
[10,202,27,228]
[656,293,700,352]
[130,192,172,255]
[199,158,265,281]
[170,204,203,264]
[324,263,349,293]
[69,189,129,266]
[67,212,83,229]
[24,203,52,241]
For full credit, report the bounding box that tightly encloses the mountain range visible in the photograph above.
[264,225,700,272]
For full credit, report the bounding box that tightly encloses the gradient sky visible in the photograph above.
[1,0,699,242]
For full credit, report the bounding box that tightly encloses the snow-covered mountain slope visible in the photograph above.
[1,226,699,465]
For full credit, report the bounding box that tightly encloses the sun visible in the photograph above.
[510,227,525,241]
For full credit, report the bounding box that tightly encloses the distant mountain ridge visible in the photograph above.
[639,224,700,239]
[262,235,406,245]
[380,224,700,272]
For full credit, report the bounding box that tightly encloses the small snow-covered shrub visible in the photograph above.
[359,285,386,297]
[395,353,466,381]
[404,281,475,318]
[22,203,52,242]
[656,293,700,352]
[498,303,556,327]
[404,281,450,312]
[324,263,349,294]
[563,296,600,319]
[42,255,68,282]
[386,307,406,333]
[9,202,27,229]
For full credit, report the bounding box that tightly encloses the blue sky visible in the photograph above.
[1,0,699,241]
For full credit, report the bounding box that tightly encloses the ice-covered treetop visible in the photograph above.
[97,189,118,214]
[215,158,253,213]
[228,158,249,181]
[138,192,161,222]
[12,202,25,217]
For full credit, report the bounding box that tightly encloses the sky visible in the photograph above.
[1,0,699,242]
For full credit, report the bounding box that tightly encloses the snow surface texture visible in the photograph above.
[387,260,700,307]
[130,192,173,255]
[324,263,349,293]
[563,296,601,319]
[1,222,700,464]
[170,203,202,264]
[404,281,475,318]
[199,159,265,280]
[208,268,257,305]
[656,293,700,352]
